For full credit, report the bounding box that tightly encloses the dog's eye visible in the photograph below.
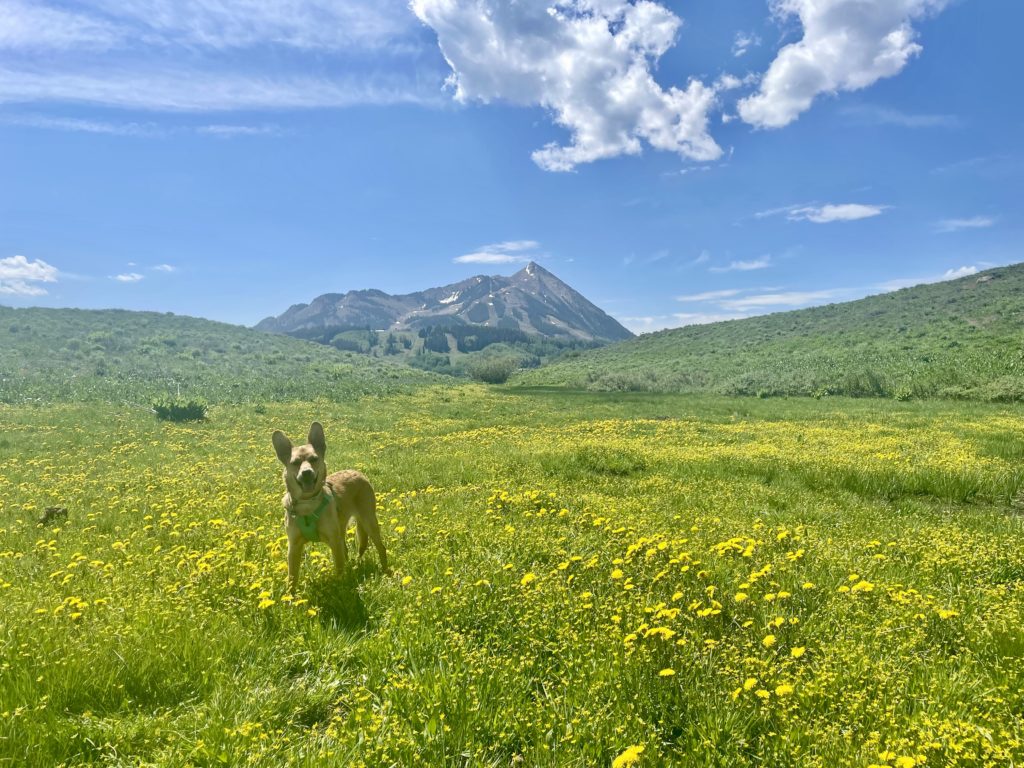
[309,456,318,463]
[291,459,301,467]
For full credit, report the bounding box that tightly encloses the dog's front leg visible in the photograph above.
[287,536,305,592]
[327,530,349,576]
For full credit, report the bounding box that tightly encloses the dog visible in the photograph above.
[272,422,389,591]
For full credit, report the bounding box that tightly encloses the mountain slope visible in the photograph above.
[255,262,633,343]
[517,263,1024,401]
[0,307,436,404]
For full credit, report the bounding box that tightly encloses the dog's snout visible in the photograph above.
[298,466,316,482]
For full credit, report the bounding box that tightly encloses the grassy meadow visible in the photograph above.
[2,386,1023,767]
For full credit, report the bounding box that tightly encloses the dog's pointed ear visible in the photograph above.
[308,422,326,457]
[272,430,293,465]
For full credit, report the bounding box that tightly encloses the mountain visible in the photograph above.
[254,262,633,343]
[0,307,436,404]
[516,263,1024,402]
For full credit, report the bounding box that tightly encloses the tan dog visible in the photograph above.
[272,422,389,591]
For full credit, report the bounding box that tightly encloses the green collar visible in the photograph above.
[291,490,331,542]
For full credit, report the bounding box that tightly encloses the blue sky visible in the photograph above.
[0,0,1020,333]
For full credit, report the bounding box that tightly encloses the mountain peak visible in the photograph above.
[255,262,633,342]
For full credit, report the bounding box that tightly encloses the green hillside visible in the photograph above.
[0,307,437,405]
[517,263,1024,401]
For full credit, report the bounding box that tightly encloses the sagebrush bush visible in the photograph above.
[468,357,518,384]
[152,398,208,422]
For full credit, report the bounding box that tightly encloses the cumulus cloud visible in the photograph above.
[454,240,542,264]
[152,263,176,272]
[411,0,724,171]
[739,0,949,129]
[0,254,59,295]
[112,272,144,282]
[934,216,996,233]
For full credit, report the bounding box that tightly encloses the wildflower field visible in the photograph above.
[2,386,1023,767]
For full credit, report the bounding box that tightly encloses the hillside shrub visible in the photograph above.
[468,357,518,384]
[153,398,208,422]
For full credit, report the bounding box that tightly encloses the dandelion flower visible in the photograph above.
[520,572,537,587]
[791,647,806,658]
[775,684,794,696]
[762,634,777,648]
[612,744,645,768]
[658,668,675,677]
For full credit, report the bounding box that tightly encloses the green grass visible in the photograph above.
[0,306,437,405]
[516,262,1024,402]
[2,387,1022,766]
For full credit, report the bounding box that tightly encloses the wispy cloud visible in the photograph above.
[0,113,160,135]
[841,104,960,129]
[0,254,58,295]
[0,68,437,112]
[152,264,176,272]
[719,289,849,312]
[760,203,888,224]
[676,289,743,302]
[876,265,979,292]
[934,216,996,233]
[197,124,282,137]
[112,272,144,282]
[0,1,438,115]
[453,240,542,265]
[710,256,771,273]
[732,31,761,58]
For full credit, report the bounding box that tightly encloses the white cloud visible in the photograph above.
[1,0,415,53]
[719,289,847,311]
[453,240,542,264]
[152,263,176,272]
[197,124,282,137]
[112,272,144,282]
[0,0,121,51]
[411,0,724,171]
[934,216,996,233]
[0,67,435,111]
[876,265,979,292]
[0,113,160,135]
[787,203,886,223]
[0,254,59,295]
[0,1,437,113]
[710,256,771,273]
[738,0,949,129]
[756,202,887,223]
[840,103,959,128]
[676,288,743,302]
[732,31,761,57]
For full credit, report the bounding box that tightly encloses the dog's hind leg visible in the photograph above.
[361,512,389,573]
[355,522,369,558]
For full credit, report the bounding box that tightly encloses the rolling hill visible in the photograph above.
[0,307,437,405]
[517,263,1024,401]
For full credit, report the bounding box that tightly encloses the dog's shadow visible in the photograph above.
[305,560,384,632]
